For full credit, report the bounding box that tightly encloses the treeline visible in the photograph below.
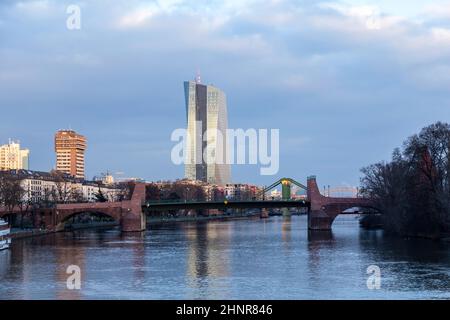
[360,122,450,238]
[146,180,224,201]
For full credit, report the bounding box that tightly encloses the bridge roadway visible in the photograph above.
[144,199,310,211]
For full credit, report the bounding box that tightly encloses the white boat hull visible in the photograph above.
[0,228,10,237]
[0,238,11,251]
[0,219,11,250]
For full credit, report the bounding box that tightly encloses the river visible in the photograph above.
[0,215,449,299]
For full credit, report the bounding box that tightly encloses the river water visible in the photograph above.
[0,215,449,300]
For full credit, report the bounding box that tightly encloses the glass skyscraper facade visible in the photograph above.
[184,80,231,186]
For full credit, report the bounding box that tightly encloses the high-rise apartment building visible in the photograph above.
[0,140,29,171]
[55,130,87,179]
[184,78,231,185]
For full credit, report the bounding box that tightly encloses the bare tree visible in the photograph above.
[360,122,450,237]
[0,173,26,226]
[71,188,86,203]
[114,182,134,201]
[50,170,73,204]
[146,183,161,201]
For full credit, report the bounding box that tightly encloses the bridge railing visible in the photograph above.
[145,199,308,206]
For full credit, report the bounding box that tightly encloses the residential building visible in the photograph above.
[0,140,29,171]
[55,130,87,179]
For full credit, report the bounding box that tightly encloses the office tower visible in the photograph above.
[55,130,87,179]
[0,139,30,170]
[184,77,231,185]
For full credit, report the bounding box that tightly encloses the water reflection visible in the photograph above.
[281,217,292,248]
[358,230,450,295]
[307,230,334,242]
[0,216,449,299]
[128,232,146,289]
[0,250,11,278]
[184,222,232,299]
[55,244,85,300]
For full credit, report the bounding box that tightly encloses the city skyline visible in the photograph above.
[1,0,450,187]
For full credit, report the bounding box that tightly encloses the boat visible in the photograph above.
[0,218,11,251]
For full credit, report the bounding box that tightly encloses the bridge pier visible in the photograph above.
[307,176,332,230]
[307,210,337,230]
[121,210,146,232]
[120,183,146,232]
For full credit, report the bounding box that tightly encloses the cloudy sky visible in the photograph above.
[1,0,450,187]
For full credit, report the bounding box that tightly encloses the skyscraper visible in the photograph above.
[55,130,87,179]
[184,78,231,185]
[0,140,29,171]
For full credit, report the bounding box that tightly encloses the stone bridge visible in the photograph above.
[52,183,147,232]
[1,177,376,232]
[307,176,375,230]
[0,183,147,232]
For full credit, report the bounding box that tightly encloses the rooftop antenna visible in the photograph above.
[195,69,201,84]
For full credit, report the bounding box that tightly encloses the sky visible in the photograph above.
[1,0,450,188]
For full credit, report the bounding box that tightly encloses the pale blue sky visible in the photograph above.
[1,0,450,187]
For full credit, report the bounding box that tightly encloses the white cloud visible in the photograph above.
[422,2,450,19]
[16,0,49,10]
[431,27,450,42]
[318,2,406,30]
[118,4,160,28]
[116,0,268,30]
[320,3,380,29]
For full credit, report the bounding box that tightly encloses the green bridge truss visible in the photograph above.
[261,178,307,200]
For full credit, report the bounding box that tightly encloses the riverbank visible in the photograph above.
[7,221,119,240]
[359,214,383,229]
[9,228,54,240]
[5,211,262,240]
[146,211,261,224]
[359,214,450,241]
[64,221,119,230]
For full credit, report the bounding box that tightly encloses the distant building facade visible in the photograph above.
[0,170,123,204]
[184,78,231,186]
[225,183,260,201]
[55,130,87,179]
[0,140,29,171]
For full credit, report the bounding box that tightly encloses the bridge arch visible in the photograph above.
[0,213,12,224]
[59,210,119,224]
[307,176,378,230]
[54,206,123,231]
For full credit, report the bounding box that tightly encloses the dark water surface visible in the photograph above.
[0,215,449,299]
